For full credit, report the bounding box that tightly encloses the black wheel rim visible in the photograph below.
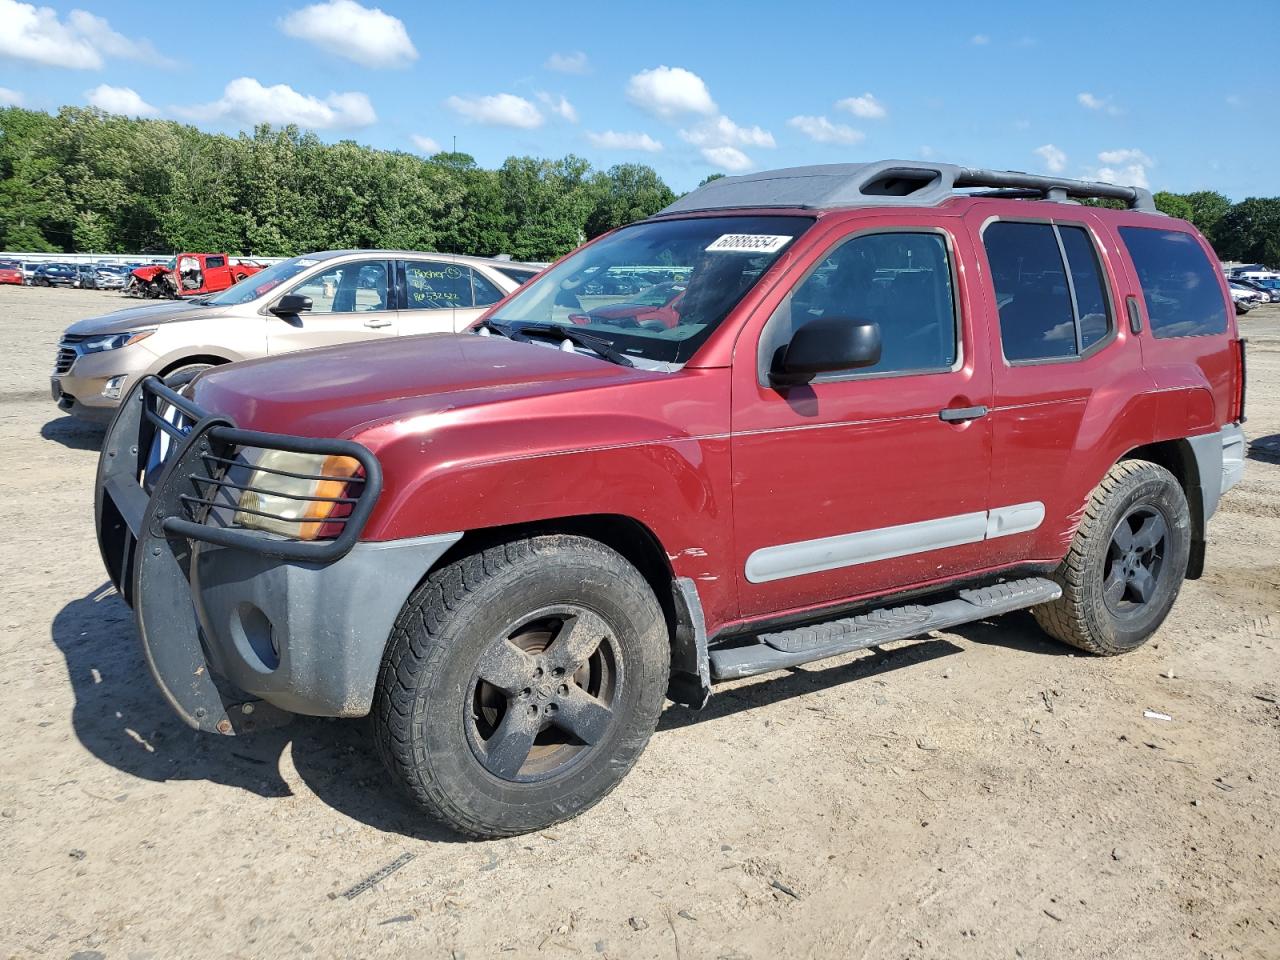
[1103,504,1169,619]
[465,605,622,783]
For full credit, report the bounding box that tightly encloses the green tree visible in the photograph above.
[584,163,675,238]
[1214,198,1280,266]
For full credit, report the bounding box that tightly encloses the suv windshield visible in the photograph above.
[204,256,317,306]
[490,215,814,364]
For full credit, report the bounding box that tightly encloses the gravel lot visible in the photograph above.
[1,286,1278,960]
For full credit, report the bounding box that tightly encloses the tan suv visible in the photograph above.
[51,250,540,422]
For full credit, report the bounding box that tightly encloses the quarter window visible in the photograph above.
[403,260,472,309]
[764,232,958,378]
[1119,227,1227,339]
[471,269,506,307]
[983,221,1113,362]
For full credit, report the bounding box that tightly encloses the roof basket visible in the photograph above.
[657,160,1158,216]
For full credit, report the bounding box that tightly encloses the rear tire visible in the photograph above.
[373,535,670,838]
[1033,460,1191,655]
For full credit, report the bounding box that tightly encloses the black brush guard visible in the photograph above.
[94,376,382,734]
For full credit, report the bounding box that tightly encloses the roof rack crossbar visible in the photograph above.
[952,166,1154,210]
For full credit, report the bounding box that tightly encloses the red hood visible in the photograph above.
[190,333,659,439]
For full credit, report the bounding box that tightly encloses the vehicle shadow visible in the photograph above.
[41,416,105,452]
[948,609,1078,656]
[51,583,465,843]
[1248,433,1280,464]
[657,636,963,732]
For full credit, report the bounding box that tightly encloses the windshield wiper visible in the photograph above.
[473,318,515,339]
[515,323,634,367]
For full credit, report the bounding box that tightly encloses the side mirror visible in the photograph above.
[270,293,312,317]
[771,316,882,386]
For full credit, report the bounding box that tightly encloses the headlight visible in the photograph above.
[81,329,155,354]
[233,450,362,540]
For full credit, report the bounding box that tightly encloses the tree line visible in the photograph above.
[0,106,676,262]
[1,105,1277,266]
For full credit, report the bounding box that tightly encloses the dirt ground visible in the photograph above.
[1,286,1277,960]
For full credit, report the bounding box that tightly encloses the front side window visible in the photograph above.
[490,215,814,365]
[983,221,1113,362]
[1119,227,1227,339]
[290,260,389,313]
[763,231,957,378]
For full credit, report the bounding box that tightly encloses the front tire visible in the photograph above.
[373,535,670,838]
[1033,460,1191,655]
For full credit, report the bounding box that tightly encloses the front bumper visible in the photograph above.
[96,376,460,733]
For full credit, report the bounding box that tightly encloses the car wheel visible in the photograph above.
[161,363,215,389]
[1033,459,1191,655]
[373,534,670,838]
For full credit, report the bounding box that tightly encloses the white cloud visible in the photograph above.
[445,92,543,129]
[1077,91,1122,115]
[279,0,416,68]
[410,134,440,154]
[0,1,175,69]
[182,77,376,128]
[1097,148,1152,167]
[585,130,663,152]
[680,115,774,149]
[536,91,578,123]
[701,145,753,172]
[1034,143,1067,174]
[836,92,887,120]
[0,86,23,106]
[86,84,158,116]
[1091,148,1154,189]
[546,51,589,74]
[626,65,716,118]
[971,34,990,45]
[787,115,864,145]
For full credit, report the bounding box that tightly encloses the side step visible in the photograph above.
[708,577,1061,680]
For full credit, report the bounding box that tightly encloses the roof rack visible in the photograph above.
[657,160,1158,216]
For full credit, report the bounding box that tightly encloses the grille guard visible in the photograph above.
[94,375,383,734]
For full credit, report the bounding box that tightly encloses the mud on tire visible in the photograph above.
[1033,459,1191,655]
[372,535,670,839]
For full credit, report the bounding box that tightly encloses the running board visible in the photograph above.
[708,577,1061,680]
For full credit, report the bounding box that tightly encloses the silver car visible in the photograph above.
[51,250,541,422]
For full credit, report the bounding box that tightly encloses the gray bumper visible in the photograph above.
[1188,423,1247,523]
[190,532,461,718]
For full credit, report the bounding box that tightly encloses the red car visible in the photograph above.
[570,280,686,329]
[126,253,264,298]
[0,259,24,285]
[97,160,1246,838]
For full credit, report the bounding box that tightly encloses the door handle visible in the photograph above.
[939,405,989,422]
[363,318,393,328]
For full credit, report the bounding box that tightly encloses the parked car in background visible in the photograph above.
[34,263,77,287]
[94,160,1245,838]
[1229,280,1265,312]
[21,262,40,285]
[83,264,129,290]
[0,259,22,285]
[126,253,266,299]
[52,250,526,421]
[1235,277,1280,303]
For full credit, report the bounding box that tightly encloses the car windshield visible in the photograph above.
[204,256,318,306]
[488,215,814,365]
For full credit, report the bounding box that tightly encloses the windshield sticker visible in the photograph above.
[297,258,319,266]
[705,234,793,254]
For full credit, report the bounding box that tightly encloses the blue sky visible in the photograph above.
[2,0,1275,197]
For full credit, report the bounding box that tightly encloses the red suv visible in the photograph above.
[96,160,1247,838]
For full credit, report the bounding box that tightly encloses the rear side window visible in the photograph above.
[983,221,1114,362]
[205,256,226,268]
[470,269,506,307]
[1119,227,1227,339]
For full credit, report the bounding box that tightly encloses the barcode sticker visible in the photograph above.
[705,234,793,254]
